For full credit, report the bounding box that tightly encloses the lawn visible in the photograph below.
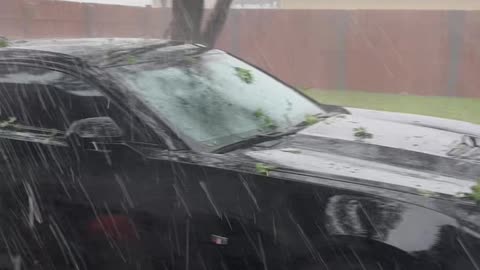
[302,89,480,125]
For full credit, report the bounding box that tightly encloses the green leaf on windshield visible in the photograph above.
[253,108,277,130]
[304,114,319,126]
[254,108,265,118]
[235,67,254,84]
[262,115,277,130]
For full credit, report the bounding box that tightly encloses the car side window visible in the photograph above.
[0,64,164,147]
[0,64,112,132]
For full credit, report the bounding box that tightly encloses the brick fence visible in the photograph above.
[1,0,480,97]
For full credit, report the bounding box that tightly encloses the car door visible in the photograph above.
[0,63,88,269]
[0,63,178,270]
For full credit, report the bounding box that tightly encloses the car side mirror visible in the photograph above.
[66,117,123,152]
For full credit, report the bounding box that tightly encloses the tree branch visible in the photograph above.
[171,0,205,42]
[201,0,233,47]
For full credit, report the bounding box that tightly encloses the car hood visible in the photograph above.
[245,108,480,196]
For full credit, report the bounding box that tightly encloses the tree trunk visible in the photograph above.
[171,0,205,42]
[201,0,233,47]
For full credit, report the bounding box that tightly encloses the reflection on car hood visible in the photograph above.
[303,108,480,160]
[245,109,480,196]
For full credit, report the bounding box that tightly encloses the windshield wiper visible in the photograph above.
[214,128,300,154]
[214,113,340,153]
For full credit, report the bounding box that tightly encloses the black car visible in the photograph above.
[0,38,479,270]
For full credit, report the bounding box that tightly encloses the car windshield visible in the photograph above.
[111,52,324,150]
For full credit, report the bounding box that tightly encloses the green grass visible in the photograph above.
[303,89,480,125]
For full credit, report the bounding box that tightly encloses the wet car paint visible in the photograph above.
[0,39,478,270]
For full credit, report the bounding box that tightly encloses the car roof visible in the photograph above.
[2,38,208,67]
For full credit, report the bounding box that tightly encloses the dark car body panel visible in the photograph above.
[0,39,479,270]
